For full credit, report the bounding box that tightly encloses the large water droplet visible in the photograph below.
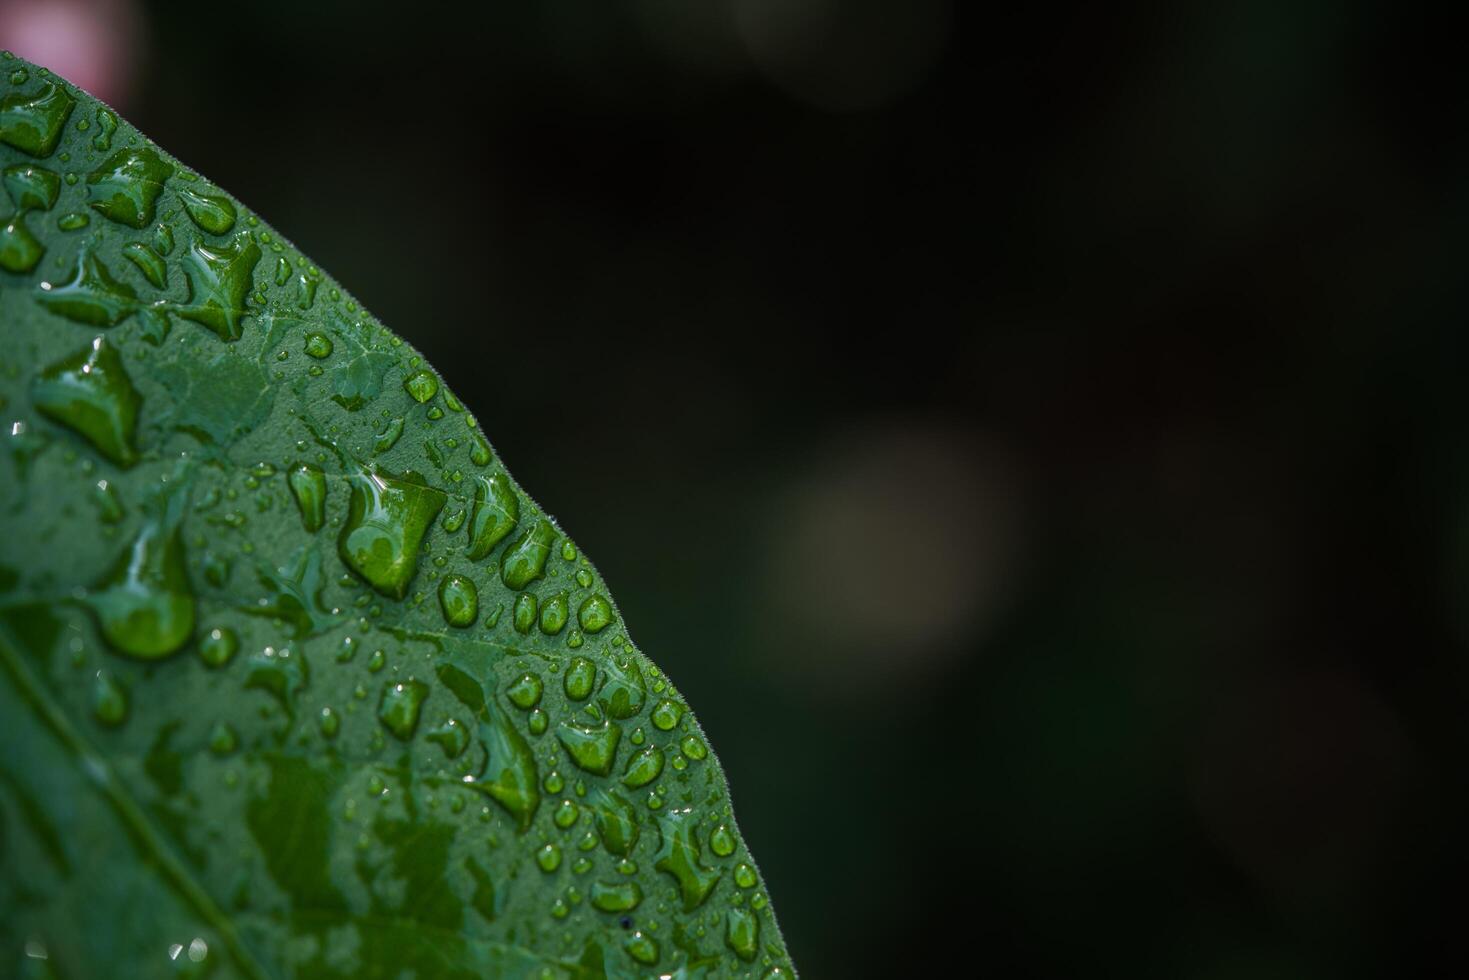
[377,679,429,740]
[506,671,543,709]
[89,485,194,659]
[591,788,639,857]
[500,518,556,590]
[654,807,721,911]
[178,184,236,235]
[564,657,596,701]
[467,472,518,559]
[403,369,438,404]
[2,162,60,209]
[31,336,140,467]
[286,462,327,532]
[621,745,664,789]
[0,80,76,157]
[556,718,622,777]
[598,657,646,720]
[175,231,261,341]
[33,247,138,326]
[725,906,759,961]
[86,147,173,228]
[338,464,446,599]
[623,931,659,966]
[120,241,167,288]
[0,211,42,272]
[538,591,569,635]
[577,594,613,634]
[590,880,642,913]
[438,574,479,627]
[512,592,537,634]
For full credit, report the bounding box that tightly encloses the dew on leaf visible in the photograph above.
[467,472,519,559]
[286,462,327,532]
[92,670,127,726]
[198,626,238,667]
[512,592,537,634]
[377,679,429,740]
[555,718,621,777]
[0,80,76,157]
[621,745,665,789]
[507,671,542,709]
[563,656,596,701]
[31,336,140,466]
[577,594,614,633]
[86,146,172,228]
[500,518,556,590]
[539,591,569,635]
[338,464,446,599]
[437,574,478,627]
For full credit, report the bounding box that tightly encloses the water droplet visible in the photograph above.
[527,708,548,735]
[2,162,60,209]
[512,592,537,634]
[319,706,340,739]
[599,658,646,720]
[178,184,237,235]
[623,931,659,965]
[0,80,76,157]
[536,843,563,872]
[34,247,138,326]
[30,337,137,471]
[377,679,429,740]
[555,718,621,776]
[734,862,757,888]
[500,518,557,590]
[373,416,404,454]
[650,699,683,731]
[304,332,333,358]
[175,231,261,341]
[725,906,759,961]
[198,626,237,667]
[621,745,664,789]
[205,721,237,755]
[590,880,642,913]
[0,211,42,272]
[591,788,640,857]
[92,107,117,151]
[404,369,438,404]
[437,574,479,628]
[367,648,387,673]
[120,241,167,288]
[554,799,579,829]
[90,486,194,659]
[338,465,447,599]
[574,568,594,589]
[286,462,327,532]
[152,222,174,255]
[576,594,613,634]
[539,591,569,635]
[93,670,126,725]
[56,211,87,230]
[466,472,519,559]
[427,718,469,758]
[86,147,172,228]
[507,671,543,709]
[564,657,596,700]
[655,805,722,910]
[681,734,708,760]
[710,824,735,857]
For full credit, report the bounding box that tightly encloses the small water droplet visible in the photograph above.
[319,706,340,739]
[404,369,438,404]
[539,591,569,635]
[536,843,563,873]
[198,626,238,667]
[507,671,543,709]
[725,906,759,961]
[590,880,642,913]
[304,333,333,359]
[512,592,537,634]
[710,824,735,857]
[286,463,327,532]
[623,931,659,965]
[621,745,665,788]
[92,669,126,725]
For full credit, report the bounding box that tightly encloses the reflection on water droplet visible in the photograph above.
[500,518,556,590]
[651,699,683,731]
[178,184,237,235]
[304,333,333,359]
[512,592,537,634]
[734,862,757,888]
[710,823,735,857]
[404,369,438,404]
[86,147,172,228]
[623,931,659,965]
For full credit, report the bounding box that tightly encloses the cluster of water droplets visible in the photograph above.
[0,54,791,978]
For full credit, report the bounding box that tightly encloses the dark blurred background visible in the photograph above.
[7,1,1468,975]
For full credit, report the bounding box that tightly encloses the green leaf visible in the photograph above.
[0,54,795,980]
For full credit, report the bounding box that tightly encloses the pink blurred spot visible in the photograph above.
[0,0,142,108]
